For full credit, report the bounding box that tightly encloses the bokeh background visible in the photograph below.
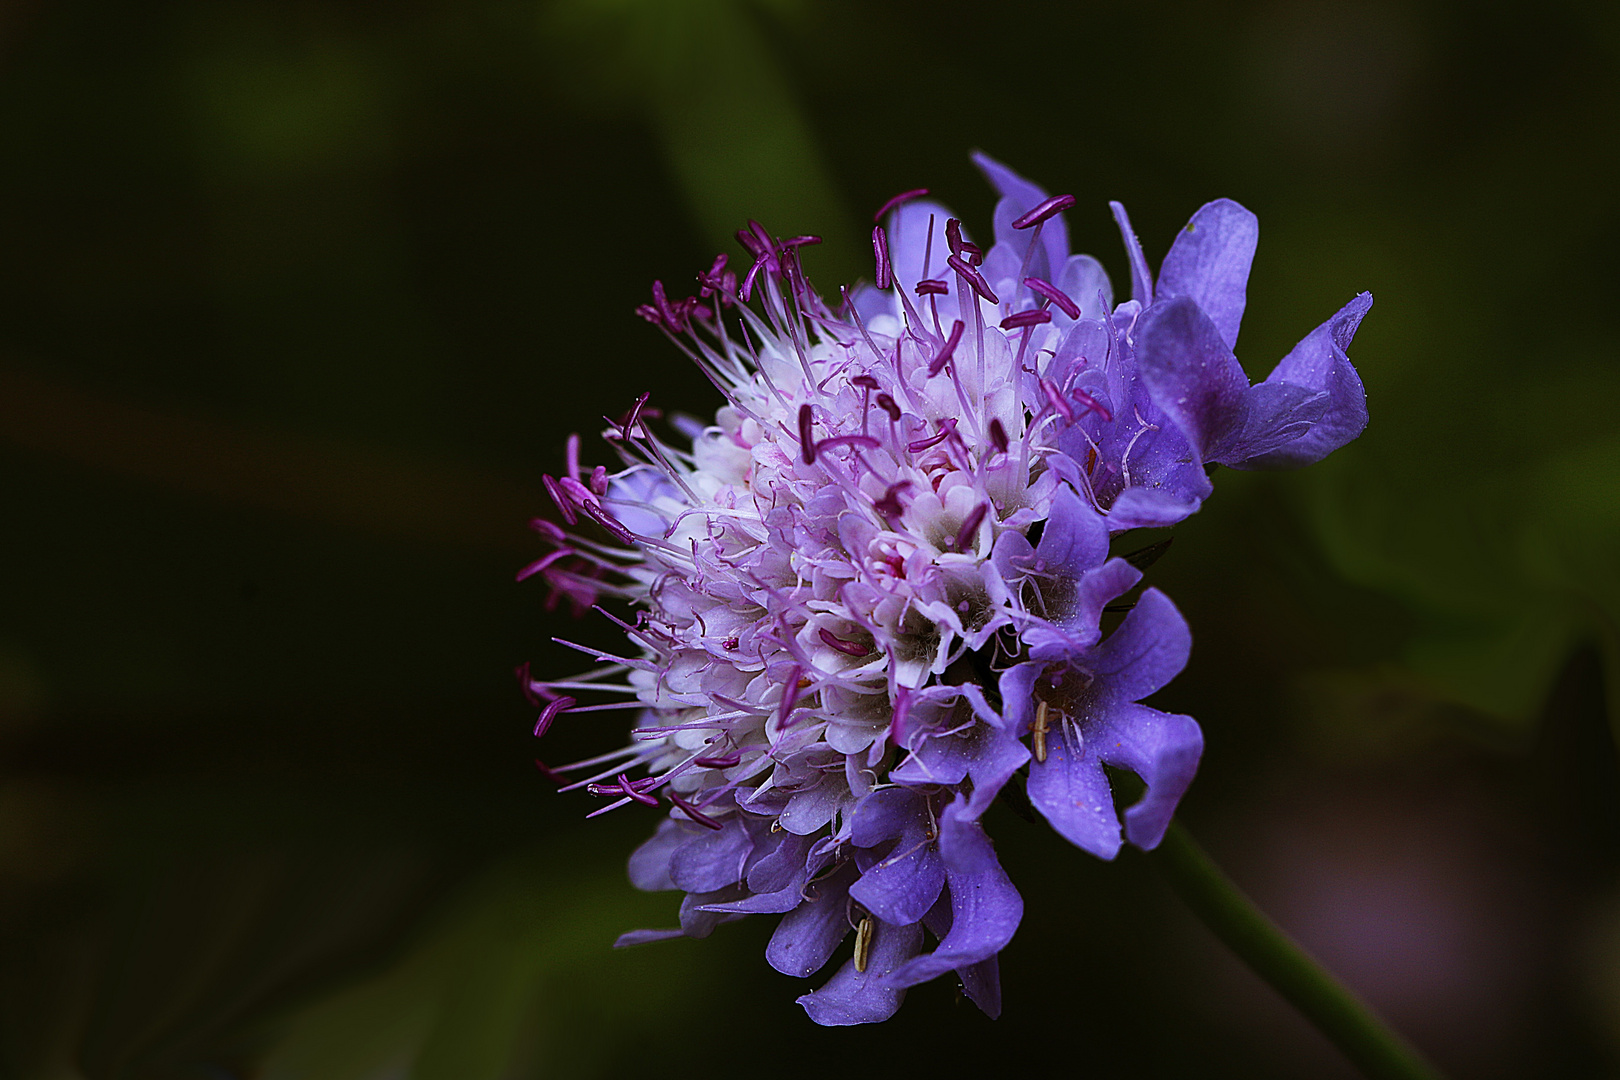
[1,0,1617,1076]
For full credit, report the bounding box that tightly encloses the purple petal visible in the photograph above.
[1156,199,1259,350]
[766,865,855,977]
[1090,587,1192,705]
[678,889,744,938]
[1093,702,1204,850]
[797,919,925,1026]
[1057,253,1113,321]
[1110,201,1155,305]
[850,787,928,847]
[1105,484,1206,531]
[668,816,753,893]
[627,818,686,891]
[1135,295,1252,462]
[850,837,945,927]
[884,797,1022,987]
[886,197,957,295]
[747,829,814,895]
[1027,723,1122,859]
[957,954,1003,1019]
[1031,485,1109,579]
[1236,292,1372,469]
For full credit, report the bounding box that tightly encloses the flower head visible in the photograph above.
[523,155,1370,1024]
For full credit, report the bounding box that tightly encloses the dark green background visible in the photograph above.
[1,1,1617,1076]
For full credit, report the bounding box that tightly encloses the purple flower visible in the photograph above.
[522,156,1370,1024]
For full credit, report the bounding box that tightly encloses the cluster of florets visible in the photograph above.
[521,154,1371,1025]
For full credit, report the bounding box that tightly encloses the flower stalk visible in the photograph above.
[1153,821,1446,1080]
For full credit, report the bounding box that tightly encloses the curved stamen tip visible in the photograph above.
[1000,309,1052,330]
[928,319,966,377]
[946,255,999,304]
[1041,377,1077,423]
[874,188,929,222]
[667,789,724,830]
[798,403,817,464]
[1012,194,1077,230]
[819,628,871,657]
[533,694,576,738]
[1024,276,1082,319]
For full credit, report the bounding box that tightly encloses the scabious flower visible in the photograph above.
[522,154,1371,1025]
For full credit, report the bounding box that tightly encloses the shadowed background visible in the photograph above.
[1,0,1617,1077]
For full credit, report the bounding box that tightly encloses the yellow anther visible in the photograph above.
[853,915,874,973]
[1033,699,1050,764]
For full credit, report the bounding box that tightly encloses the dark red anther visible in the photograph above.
[875,393,901,422]
[634,303,663,327]
[533,694,575,738]
[1012,194,1076,229]
[872,225,892,290]
[542,474,578,526]
[874,188,929,222]
[652,280,688,333]
[989,418,1009,454]
[617,391,652,438]
[1071,387,1113,422]
[1000,309,1053,330]
[873,479,912,520]
[798,403,817,464]
[852,374,881,391]
[697,253,730,297]
[945,217,965,257]
[1040,378,1077,423]
[819,628,871,657]
[617,773,660,806]
[928,319,966,377]
[694,751,743,769]
[953,503,989,553]
[589,465,609,497]
[946,256,999,303]
[516,548,571,583]
[782,235,822,249]
[1024,277,1082,319]
[907,421,955,454]
[915,278,949,297]
[666,789,724,830]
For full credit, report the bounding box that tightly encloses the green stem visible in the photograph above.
[1152,821,1446,1080]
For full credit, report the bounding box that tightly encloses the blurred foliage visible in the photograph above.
[0,0,1617,1077]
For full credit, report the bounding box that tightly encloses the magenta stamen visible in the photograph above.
[666,789,724,830]
[872,225,893,290]
[907,421,955,453]
[851,374,881,390]
[1024,276,1081,319]
[697,253,729,297]
[782,235,822,249]
[579,501,637,545]
[874,187,929,222]
[816,434,881,453]
[589,465,609,497]
[778,666,804,727]
[989,418,1009,454]
[875,393,901,422]
[1000,309,1052,329]
[533,758,565,786]
[694,751,743,769]
[542,474,577,526]
[953,503,989,553]
[515,662,539,705]
[945,218,965,257]
[798,403,816,464]
[651,280,689,333]
[565,432,582,482]
[819,628,870,657]
[516,548,572,583]
[634,303,662,327]
[1040,378,1076,423]
[618,391,652,438]
[617,773,659,806]
[533,694,576,738]
[529,517,566,542]
[873,480,911,520]
[1071,387,1114,422]
[946,255,999,303]
[1012,194,1077,230]
[914,278,949,297]
[928,319,965,377]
